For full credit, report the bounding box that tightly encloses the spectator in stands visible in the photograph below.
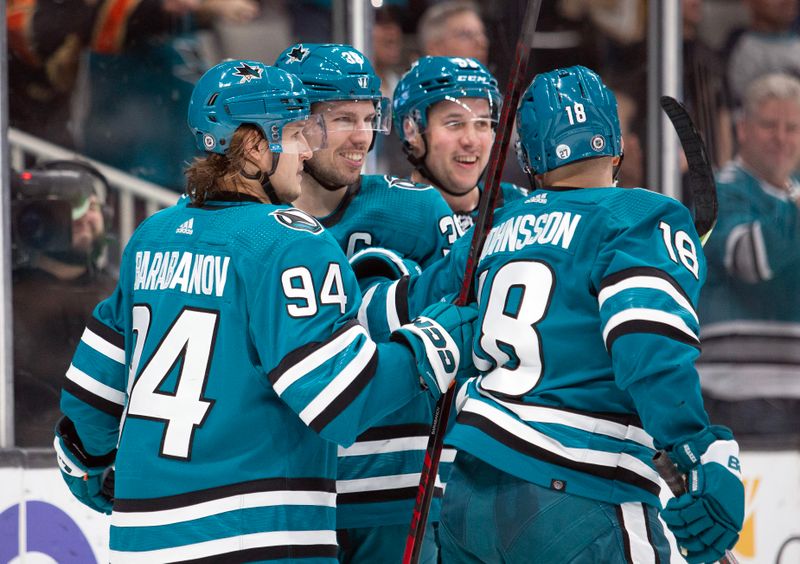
[12,161,117,447]
[698,73,800,437]
[373,7,405,99]
[683,0,734,168]
[417,1,489,64]
[725,0,800,107]
[7,0,258,151]
[373,6,412,176]
[82,0,259,190]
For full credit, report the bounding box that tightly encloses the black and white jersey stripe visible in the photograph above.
[268,320,379,433]
[598,267,700,351]
[63,315,127,416]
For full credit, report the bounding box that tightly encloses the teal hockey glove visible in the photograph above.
[390,301,478,400]
[660,426,744,564]
[54,416,116,515]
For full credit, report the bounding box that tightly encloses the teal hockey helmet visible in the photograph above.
[392,56,501,144]
[274,43,391,134]
[187,60,318,155]
[515,65,622,176]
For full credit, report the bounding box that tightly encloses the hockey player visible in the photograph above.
[52,59,477,563]
[402,65,745,563]
[274,43,461,564]
[392,55,528,232]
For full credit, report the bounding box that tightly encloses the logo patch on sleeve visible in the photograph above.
[270,208,324,234]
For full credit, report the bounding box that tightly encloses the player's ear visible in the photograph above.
[403,117,424,155]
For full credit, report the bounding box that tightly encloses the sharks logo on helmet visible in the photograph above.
[285,45,310,64]
[270,208,325,234]
[233,62,263,83]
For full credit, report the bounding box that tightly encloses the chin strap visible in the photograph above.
[402,135,455,196]
[241,153,281,204]
[307,167,346,192]
[612,151,625,186]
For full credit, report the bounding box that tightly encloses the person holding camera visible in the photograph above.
[12,161,116,447]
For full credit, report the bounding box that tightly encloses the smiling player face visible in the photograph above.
[304,100,378,190]
[422,97,494,195]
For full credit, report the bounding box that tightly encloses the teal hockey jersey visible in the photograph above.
[698,159,800,400]
[402,187,712,508]
[59,196,428,562]
[313,174,460,529]
[318,174,462,261]
[455,181,529,232]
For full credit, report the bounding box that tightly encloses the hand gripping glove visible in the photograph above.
[390,301,478,400]
[349,247,422,287]
[54,416,116,514]
[660,425,744,564]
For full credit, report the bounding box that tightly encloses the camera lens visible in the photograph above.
[16,202,60,249]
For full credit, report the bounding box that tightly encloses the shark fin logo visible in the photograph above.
[270,208,324,234]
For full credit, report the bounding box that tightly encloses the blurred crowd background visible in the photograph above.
[6,0,800,448]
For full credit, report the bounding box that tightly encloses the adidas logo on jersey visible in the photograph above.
[526,193,548,204]
[176,218,194,235]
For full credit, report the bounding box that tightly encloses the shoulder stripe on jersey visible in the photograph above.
[395,276,410,326]
[269,320,367,395]
[616,502,658,564]
[477,386,654,448]
[725,222,772,283]
[598,268,697,324]
[601,267,691,304]
[357,283,379,334]
[108,530,338,564]
[458,400,661,496]
[385,281,402,332]
[81,326,126,364]
[112,488,336,527]
[337,473,443,502]
[181,545,339,564]
[87,316,124,349]
[65,364,126,405]
[603,310,700,351]
[62,380,124,418]
[338,435,427,457]
[353,423,431,442]
[606,317,701,351]
[338,423,430,455]
[484,390,644,428]
[338,485,443,505]
[305,345,378,432]
[114,477,336,512]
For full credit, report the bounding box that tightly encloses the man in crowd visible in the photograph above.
[698,72,800,437]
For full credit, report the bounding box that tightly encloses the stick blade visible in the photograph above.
[659,95,718,239]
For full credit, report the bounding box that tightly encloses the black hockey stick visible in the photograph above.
[401,3,543,563]
[653,452,739,563]
[656,99,735,563]
[660,95,718,242]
